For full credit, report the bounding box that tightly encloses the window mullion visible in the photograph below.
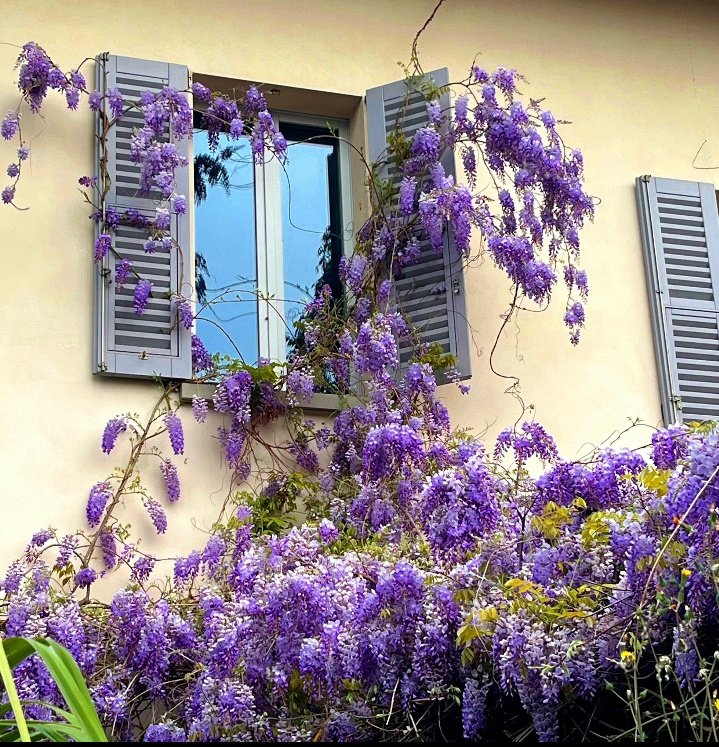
[253,158,272,361]
[264,114,286,363]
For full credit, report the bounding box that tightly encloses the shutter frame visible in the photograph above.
[366,68,471,379]
[636,175,719,424]
[94,53,193,380]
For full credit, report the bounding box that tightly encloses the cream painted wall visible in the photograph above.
[1,0,718,570]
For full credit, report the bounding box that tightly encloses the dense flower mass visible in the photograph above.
[355,64,595,343]
[4,423,719,741]
[2,39,687,746]
[651,425,688,470]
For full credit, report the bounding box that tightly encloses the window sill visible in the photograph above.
[179,382,360,414]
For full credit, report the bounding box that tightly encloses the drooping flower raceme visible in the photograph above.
[163,411,185,455]
[133,279,152,315]
[101,417,127,454]
[86,481,113,528]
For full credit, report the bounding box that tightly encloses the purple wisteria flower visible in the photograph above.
[411,126,441,162]
[143,497,167,534]
[651,426,689,471]
[99,529,117,570]
[101,417,127,454]
[174,551,201,583]
[318,519,339,544]
[74,567,97,588]
[115,258,132,288]
[160,460,180,502]
[286,367,315,405]
[192,394,208,424]
[399,176,416,215]
[171,194,187,214]
[229,117,244,139]
[495,421,558,463]
[27,529,54,550]
[134,279,153,315]
[339,254,367,296]
[88,90,102,111]
[191,334,214,373]
[155,207,170,230]
[191,82,211,102]
[175,295,193,330]
[164,411,185,455]
[86,481,113,527]
[108,87,123,119]
[94,233,112,262]
[354,315,399,378]
[462,679,489,740]
[131,556,156,584]
[145,722,187,742]
[1,111,19,140]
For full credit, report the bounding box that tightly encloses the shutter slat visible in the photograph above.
[366,68,471,379]
[94,53,192,380]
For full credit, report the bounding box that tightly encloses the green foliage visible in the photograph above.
[252,471,319,534]
[412,341,457,374]
[0,637,106,742]
[386,129,411,166]
[638,466,672,497]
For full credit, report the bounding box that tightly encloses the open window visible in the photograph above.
[92,54,471,385]
[192,108,352,365]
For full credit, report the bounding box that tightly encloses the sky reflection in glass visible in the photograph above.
[194,130,258,363]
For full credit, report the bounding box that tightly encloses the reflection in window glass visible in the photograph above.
[280,126,343,359]
[194,130,259,363]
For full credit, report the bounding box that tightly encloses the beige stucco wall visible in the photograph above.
[1,0,718,570]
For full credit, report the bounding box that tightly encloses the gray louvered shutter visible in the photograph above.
[636,176,719,423]
[366,69,471,378]
[93,53,192,379]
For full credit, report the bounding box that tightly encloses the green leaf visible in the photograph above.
[0,639,30,742]
[1,637,107,743]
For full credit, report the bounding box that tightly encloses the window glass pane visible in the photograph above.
[194,130,259,363]
[280,136,337,357]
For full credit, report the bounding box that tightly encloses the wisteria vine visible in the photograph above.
[1,32,717,745]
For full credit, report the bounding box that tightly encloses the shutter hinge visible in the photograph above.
[452,277,461,295]
[671,394,682,410]
[139,351,150,360]
[641,174,652,183]
[99,361,108,372]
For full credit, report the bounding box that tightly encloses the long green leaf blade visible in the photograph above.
[2,638,107,743]
[0,639,30,743]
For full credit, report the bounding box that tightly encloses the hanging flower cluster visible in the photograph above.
[3,417,718,742]
[355,65,595,345]
[2,42,287,336]
[4,38,706,746]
